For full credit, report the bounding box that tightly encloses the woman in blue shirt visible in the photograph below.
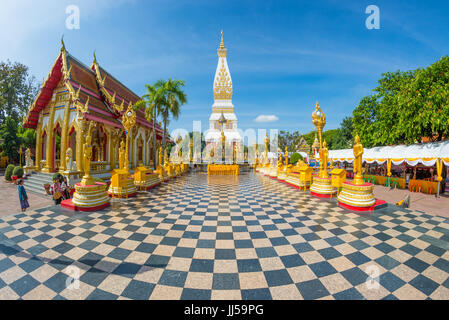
[18,179,29,212]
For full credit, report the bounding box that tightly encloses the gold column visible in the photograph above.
[59,103,71,171]
[109,130,115,170]
[42,101,56,172]
[35,120,42,170]
[75,120,85,173]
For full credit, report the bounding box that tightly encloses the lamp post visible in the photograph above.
[19,146,23,167]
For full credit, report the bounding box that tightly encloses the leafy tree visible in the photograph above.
[0,60,38,123]
[0,117,21,163]
[136,83,163,169]
[158,79,187,160]
[352,57,449,147]
[17,126,36,149]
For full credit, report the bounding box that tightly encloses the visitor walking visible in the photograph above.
[18,180,29,212]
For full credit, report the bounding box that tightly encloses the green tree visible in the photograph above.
[136,82,163,169]
[0,60,38,123]
[17,126,36,149]
[0,117,21,163]
[351,57,449,147]
[159,79,187,160]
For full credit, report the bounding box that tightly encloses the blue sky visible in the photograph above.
[1,0,449,135]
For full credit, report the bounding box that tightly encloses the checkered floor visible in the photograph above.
[0,172,448,300]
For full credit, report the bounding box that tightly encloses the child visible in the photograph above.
[18,180,29,212]
[52,178,63,205]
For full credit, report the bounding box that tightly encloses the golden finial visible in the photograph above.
[61,35,66,52]
[81,97,90,113]
[93,50,97,64]
[219,30,225,49]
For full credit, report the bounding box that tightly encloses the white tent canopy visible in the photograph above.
[328,140,449,167]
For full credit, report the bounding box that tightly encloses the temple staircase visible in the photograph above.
[22,171,54,195]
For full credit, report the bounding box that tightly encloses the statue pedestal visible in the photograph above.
[337,181,386,211]
[310,176,337,198]
[285,172,311,190]
[61,182,110,212]
[108,170,137,198]
[134,172,161,191]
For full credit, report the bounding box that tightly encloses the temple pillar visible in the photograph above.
[109,131,115,170]
[35,120,42,171]
[42,102,56,173]
[75,121,84,173]
[59,104,71,171]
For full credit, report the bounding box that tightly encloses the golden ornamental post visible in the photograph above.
[312,101,326,174]
[121,102,136,173]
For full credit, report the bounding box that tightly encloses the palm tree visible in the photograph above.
[159,79,187,160]
[136,82,164,170]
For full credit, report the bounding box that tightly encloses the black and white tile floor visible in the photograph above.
[0,172,448,299]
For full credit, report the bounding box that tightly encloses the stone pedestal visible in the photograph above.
[285,173,310,190]
[134,173,161,191]
[337,181,386,211]
[310,176,337,198]
[108,177,137,198]
[61,182,110,212]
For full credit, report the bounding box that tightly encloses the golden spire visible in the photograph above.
[93,50,97,64]
[61,35,66,52]
[219,30,225,49]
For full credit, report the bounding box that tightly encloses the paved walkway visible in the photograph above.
[0,175,53,218]
[373,185,449,218]
[0,172,448,300]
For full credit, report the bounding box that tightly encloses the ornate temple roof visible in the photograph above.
[23,41,165,138]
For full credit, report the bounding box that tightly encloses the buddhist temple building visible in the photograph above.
[205,31,242,148]
[23,39,166,177]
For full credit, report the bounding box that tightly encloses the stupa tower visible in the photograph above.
[205,31,242,145]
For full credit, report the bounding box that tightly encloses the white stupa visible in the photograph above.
[205,31,242,145]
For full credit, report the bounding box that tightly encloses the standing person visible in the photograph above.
[18,180,29,212]
[61,177,70,199]
[52,178,63,205]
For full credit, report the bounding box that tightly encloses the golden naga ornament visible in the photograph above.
[312,101,326,147]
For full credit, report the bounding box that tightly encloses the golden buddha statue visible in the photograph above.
[319,140,329,178]
[158,146,163,168]
[353,134,364,185]
[81,123,95,185]
[65,147,72,171]
[284,147,289,166]
[118,140,125,170]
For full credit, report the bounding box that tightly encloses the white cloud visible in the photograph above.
[254,114,279,123]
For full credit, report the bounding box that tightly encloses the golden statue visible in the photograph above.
[319,140,329,178]
[284,147,289,167]
[119,140,126,170]
[353,134,364,185]
[65,147,72,171]
[81,122,95,185]
[277,153,283,168]
[158,145,163,168]
[25,147,33,168]
[164,148,169,164]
